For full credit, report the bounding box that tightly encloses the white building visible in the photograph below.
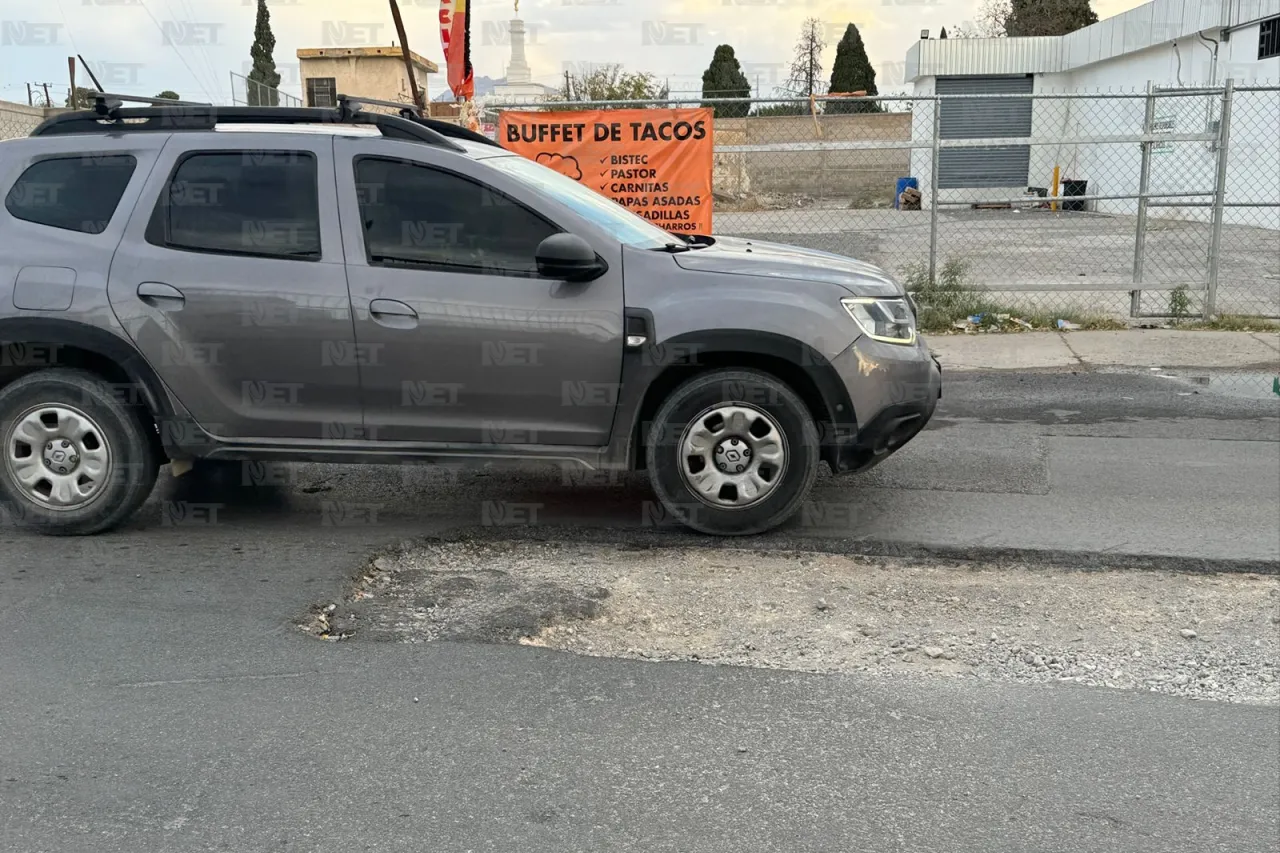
[491,16,557,102]
[905,0,1279,228]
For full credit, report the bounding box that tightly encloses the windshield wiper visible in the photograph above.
[651,242,692,253]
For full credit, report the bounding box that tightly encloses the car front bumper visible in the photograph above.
[822,334,941,475]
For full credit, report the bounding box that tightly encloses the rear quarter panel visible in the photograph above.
[0,134,169,334]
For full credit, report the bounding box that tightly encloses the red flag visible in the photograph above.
[439,0,473,100]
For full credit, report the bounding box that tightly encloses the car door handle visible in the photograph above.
[369,299,417,317]
[137,281,185,306]
[368,299,418,329]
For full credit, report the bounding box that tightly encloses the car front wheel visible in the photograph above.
[646,369,820,536]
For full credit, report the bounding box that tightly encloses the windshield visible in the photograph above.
[486,153,680,249]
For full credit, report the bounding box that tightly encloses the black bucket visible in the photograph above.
[1061,179,1088,211]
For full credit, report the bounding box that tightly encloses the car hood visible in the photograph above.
[671,236,903,297]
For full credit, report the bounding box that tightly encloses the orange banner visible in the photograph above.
[498,108,714,235]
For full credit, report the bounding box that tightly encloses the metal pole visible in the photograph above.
[1131,80,1156,317]
[928,97,941,284]
[388,0,426,115]
[1204,78,1234,319]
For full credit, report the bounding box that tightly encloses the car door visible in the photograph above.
[108,133,361,440]
[333,138,625,446]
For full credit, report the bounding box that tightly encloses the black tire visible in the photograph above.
[0,369,159,535]
[646,369,820,536]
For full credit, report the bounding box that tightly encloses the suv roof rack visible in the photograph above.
[29,98,479,153]
[335,93,504,148]
[90,92,213,111]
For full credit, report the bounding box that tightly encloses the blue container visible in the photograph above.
[894,177,919,209]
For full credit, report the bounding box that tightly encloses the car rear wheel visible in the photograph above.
[646,369,820,536]
[0,369,159,535]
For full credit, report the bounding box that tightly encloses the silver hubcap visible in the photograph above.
[4,405,112,510]
[679,404,787,509]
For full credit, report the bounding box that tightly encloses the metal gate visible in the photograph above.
[937,75,1033,189]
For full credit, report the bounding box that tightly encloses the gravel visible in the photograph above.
[303,539,1280,705]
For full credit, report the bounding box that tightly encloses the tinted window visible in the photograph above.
[4,155,137,234]
[355,157,558,275]
[152,151,320,259]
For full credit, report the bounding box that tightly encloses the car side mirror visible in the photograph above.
[535,233,607,282]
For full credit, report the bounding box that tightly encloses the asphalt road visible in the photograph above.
[1,368,1278,851]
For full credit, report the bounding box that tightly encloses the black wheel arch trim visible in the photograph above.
[0,317,175,421]
[605,325,857,469]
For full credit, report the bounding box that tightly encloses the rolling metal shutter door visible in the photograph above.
[936,75,1033,189]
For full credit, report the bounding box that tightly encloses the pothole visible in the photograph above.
[300,538,1280,704]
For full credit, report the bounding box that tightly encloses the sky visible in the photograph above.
[1,0,1151,106]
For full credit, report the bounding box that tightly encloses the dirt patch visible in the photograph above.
[301,539,1280,704]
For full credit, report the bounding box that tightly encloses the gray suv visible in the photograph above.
[0,102,940,537]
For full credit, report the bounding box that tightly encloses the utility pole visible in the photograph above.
[563,69,571,100]
[388,0,426,115]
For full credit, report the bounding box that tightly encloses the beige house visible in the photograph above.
[296,46,437,108]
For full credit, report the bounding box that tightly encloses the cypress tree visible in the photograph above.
[701,45,751,118]
[246,0,281,106]
[826,24,879,114]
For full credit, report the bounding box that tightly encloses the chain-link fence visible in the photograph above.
[0,100,49,141]
[483,84,1280,328]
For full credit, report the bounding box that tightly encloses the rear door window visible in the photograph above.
[4,154,137,234]
[148,151,321,259]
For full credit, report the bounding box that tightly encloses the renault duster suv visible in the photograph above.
[0,101,940,537]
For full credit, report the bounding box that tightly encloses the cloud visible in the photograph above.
[535,152,582,180]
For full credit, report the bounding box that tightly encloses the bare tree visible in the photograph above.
[784,18,827,98]
[951,0,1013,38]
[553,64,668,108]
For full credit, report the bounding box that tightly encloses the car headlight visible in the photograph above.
[841,297,917,345]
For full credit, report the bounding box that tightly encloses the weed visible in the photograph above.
[900,258,1124,334]
[1184,315,1280,332]
[1169,285,1193,321]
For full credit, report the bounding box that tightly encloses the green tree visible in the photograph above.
[826,24,879,114]
[155,90,181,101]
[65,86,98,109]
[958,0,1097,37]
[700,44,751,117]
[751,102,806,116]
[1006,0,1097,36]
[246,0,281,106]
